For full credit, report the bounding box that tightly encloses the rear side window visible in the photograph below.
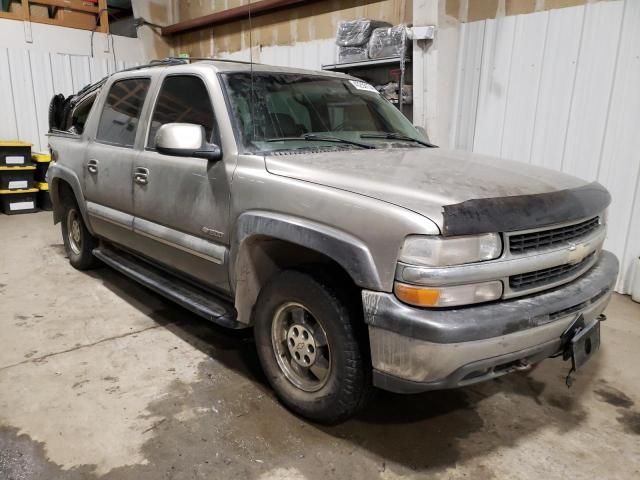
[147,76,215,149]
[68,93,97,134]
[96,78,150,147]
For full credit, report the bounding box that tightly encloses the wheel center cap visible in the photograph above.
[286,323,317,367]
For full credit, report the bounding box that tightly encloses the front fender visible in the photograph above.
[231,211,384,291]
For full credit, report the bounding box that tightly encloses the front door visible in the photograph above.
[84,77,151,249]
[132,74,231,293]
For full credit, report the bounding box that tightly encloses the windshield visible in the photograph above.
[221,72,429,153]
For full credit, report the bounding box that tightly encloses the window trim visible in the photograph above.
[95,76,152,149]
[144,73,220,152]
[69,91,99,135]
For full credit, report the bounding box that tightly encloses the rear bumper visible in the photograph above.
[362,250,618,393]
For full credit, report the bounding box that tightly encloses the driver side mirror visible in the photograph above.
[155,123,222,161]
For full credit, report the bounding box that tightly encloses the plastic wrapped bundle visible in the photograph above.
[368,25,408,59]
[338,46,369,63]
[336,19,392,47]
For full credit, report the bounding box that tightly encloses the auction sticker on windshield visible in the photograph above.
[349,80,379,94]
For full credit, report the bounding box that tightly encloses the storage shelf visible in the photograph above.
[322,56,411,72]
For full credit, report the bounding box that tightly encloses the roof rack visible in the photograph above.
[166,56,257,65]
[73,58,188,99]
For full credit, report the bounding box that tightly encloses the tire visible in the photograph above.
[48,93,65,130]
[254,269,372,424]
[61,199,100,270]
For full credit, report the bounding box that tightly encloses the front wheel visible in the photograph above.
[254,269,371,424]
[61,202,99,270]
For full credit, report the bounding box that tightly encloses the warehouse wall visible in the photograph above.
[0,19,144,152]
[450,0,640,293]
[169,0,412,59]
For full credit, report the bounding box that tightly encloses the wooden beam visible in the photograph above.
[97,0,107,33]
[21,0,29,21]
[29,0,99,14]
[161,0,315,36]
[27,16,96,31]
[0,11,20,20]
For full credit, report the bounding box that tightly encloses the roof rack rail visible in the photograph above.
[73,58,188,99]
[165,56,257,65]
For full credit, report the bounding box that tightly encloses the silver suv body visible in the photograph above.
[48,60,618,422]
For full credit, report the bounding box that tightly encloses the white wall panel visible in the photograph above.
[599,0,640,290]
[0,18,144,152]
[0,49,19,140]
[7,49,40,151]
[29,50,56,152]
[529,6,584,170]
[452,0,640,294]
[50,54,75,97]
[561,1,624,180]
[451,21,485,151]
[2,49,140,153]
[473,16,516,156]
[500,11,547,163]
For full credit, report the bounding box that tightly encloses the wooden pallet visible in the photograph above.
[0,0,108,32]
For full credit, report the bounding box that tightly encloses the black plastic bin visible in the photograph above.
[36,182,52,211]
[0,141,32,167]
[32,152,51,182]
[0,188,39,214]
[0,166,35,190]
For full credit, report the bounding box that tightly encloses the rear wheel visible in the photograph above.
[61,201,99,270]
[254,269,371,424]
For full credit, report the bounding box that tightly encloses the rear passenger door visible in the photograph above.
[132,74,231,293]
[84,77,151,248]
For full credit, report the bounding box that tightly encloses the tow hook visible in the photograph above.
[513,360,531,372]
[598,314,607,322]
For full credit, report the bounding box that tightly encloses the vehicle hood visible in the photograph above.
[264,147,588,231]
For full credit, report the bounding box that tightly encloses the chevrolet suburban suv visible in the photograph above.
[47,59,618,424]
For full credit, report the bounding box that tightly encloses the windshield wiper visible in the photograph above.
[265,133,375,149]
[360,132,438,148]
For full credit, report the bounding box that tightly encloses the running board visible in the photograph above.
[93,246,245,330]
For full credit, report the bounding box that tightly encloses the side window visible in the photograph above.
[96,78,150,147]
[147,76,215,149]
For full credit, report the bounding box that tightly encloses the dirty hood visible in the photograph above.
[265,147,599,233]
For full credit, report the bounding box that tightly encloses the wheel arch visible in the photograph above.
[49,163,95,235]
[230,211,383,325]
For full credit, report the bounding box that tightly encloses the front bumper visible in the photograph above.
[362,250,618,393]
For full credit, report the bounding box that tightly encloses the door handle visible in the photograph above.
[134,166,149,185]
[87,159,98,174]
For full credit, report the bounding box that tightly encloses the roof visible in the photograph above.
[114,58,352,80]
[199,59,349,78]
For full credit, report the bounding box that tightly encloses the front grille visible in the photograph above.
[509,217,600,254]
[509,252,596,291]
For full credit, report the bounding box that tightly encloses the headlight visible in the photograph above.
[399,234,502,267]
[394,281,503,307]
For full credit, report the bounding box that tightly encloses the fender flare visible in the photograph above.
[230,211,384,291]
[48,163,95,236]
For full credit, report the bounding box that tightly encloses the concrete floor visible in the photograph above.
[0,211,639,480]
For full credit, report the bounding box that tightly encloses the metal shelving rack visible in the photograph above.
[322,28,412,120]
[322,56,411,115]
